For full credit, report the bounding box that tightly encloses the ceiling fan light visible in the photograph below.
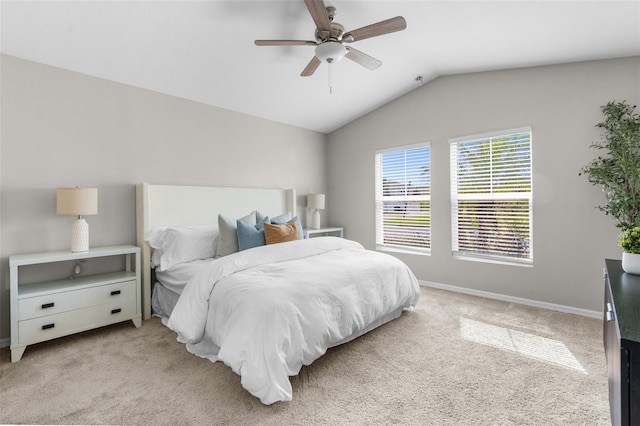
[315,41,346,63]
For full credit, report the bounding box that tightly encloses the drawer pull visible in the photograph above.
[111,290,121,296]
[111,308,122,314]
[41,302,55,309]
[42,323,55,330]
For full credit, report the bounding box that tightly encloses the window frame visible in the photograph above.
[449,127,533,266]
[375,142,431,255]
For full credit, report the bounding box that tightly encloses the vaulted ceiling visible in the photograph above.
[2,1,639,133]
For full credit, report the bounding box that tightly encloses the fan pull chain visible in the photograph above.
[328,60,333,94]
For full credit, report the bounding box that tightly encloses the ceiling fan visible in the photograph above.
[255,0,407,77]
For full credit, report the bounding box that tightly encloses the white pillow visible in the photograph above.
[145,225,218,271]
[145,226,168,268]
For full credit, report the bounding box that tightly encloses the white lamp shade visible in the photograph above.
[57,187,98,216]
[307,194,326,210]
[315,42,346,63]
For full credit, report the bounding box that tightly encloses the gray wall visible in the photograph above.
[0,54,327,340]
[327,57,640,313]
[2,54,639,343]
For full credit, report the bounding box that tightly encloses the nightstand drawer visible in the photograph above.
[18,298,137,346]
[18,279,137,321]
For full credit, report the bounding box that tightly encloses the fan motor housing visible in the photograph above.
[315,7,344,42]
[315,21,345,43]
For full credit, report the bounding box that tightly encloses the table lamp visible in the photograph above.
[57,187,98,252]
[307,193,325,229]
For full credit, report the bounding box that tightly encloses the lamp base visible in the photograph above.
[311,210,321,229]
[71,218,89,252]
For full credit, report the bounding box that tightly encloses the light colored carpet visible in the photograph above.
[0,286,610,425]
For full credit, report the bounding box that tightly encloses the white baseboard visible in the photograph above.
[420,280,602,319]
[0,337,9,349]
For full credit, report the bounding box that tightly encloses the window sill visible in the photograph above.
[452,253,533,267]
[377,244,431,256]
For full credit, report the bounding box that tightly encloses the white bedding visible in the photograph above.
[166,237,420,404]
[155,258,216,294]
[152,258,217,318]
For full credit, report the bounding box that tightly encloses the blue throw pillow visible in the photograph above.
[237,217,270,251]
[271,216,304,239]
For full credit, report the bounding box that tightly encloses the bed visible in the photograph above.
[135,183,420,404]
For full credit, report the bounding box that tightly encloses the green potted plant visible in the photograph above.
[619,226,640,274]
[580,101,640,273]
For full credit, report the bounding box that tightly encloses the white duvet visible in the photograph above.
[167,237,420,404]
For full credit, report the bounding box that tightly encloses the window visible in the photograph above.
[375,143,431,254]
[450,128,532,264]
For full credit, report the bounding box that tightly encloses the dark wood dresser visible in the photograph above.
[604,259,640,426]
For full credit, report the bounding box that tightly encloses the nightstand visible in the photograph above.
[9,245,141,362]
[305,226,344,239]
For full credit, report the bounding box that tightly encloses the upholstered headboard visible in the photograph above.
[135,183,296,320]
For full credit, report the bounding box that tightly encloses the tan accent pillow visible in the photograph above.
[264,222,300,245]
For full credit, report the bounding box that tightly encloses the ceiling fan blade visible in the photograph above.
[345,47,382,70]
[255,40,316,46]
[343,16,407,43]
[304,0,331,32]
[301,56,322,77]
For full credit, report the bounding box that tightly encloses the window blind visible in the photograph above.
[375,144,431,253]
[450,129,532,263]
